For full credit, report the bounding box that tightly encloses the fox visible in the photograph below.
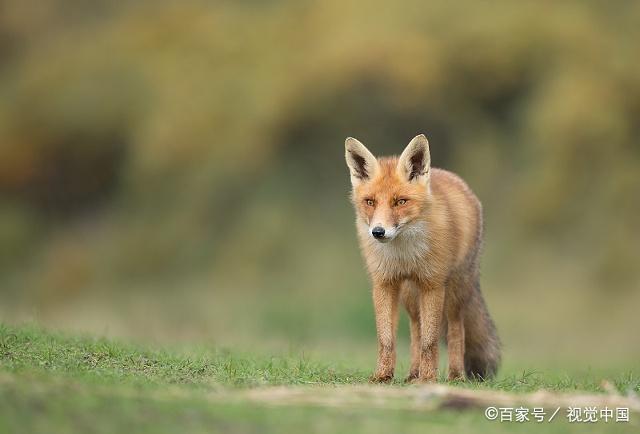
[344,134,500,383]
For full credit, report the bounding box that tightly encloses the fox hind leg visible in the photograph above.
[445,300,465,381]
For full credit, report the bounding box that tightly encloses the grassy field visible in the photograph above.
[1,323,638,434]
[2,2,639,433]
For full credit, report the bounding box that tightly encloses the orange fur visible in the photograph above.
[345,135,500,382]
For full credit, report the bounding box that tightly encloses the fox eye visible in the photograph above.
[365,199,375,206]
[397,198,408,206]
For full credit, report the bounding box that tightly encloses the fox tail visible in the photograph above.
[463,282,501,380]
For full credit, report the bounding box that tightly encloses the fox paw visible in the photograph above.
[369,373,394,383]
[410,373,437,384]
[447,371,465,382]
[404,370,419,383]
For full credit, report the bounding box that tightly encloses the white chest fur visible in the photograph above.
[358,221,432,281]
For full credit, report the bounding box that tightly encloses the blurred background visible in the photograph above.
[1,0,638,372]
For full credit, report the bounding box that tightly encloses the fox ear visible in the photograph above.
[345,137,378,186]
[397,134,431,184]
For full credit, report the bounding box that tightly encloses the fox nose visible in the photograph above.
[371,226,385,239]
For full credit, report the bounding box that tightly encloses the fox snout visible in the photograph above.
[369,225,397,242]
[371,226,385,239]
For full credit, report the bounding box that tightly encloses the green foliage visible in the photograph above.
[1,0,639,287]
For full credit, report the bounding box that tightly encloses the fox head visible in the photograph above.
[345,134,431,243]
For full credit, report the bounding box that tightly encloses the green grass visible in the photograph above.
[0,324,368,388]
[1,323,638,434]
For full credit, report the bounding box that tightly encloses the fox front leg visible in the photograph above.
[417,280,445,382]
[370,282,399,383]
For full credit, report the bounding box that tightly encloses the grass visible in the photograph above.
[1,323,638,434]
[0,324,368,387]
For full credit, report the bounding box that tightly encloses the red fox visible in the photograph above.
[345,134,500,382]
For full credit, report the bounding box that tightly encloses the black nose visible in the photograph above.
[371,227,385,239]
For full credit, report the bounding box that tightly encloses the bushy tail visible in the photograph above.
[463,284,501,380]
